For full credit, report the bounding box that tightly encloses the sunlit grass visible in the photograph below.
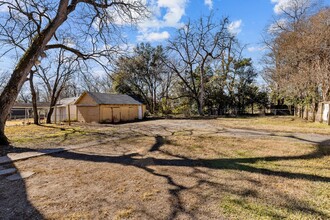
[141,134,330,219]
[5,124,110,149]
[3,118,330,219]
[214,116,330,134]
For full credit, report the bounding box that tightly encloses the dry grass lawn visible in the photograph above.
[212,116,330,134]
[1,116,329,219]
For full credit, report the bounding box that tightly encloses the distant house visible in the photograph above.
[52,97,79,123]
[75,92,146,123]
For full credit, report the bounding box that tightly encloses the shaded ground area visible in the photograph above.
[1,117,330,219]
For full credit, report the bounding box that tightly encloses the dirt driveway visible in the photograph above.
[1,118,329,219]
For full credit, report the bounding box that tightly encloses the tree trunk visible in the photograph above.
[153,87,157,114]
[197,103,203,115]
[0,1,69,149]
[0,118,9,155]
[196,98,203,116]
[46,101,56,124]
[311,102,317,122]
[199,70,205,116]
[29,71,39,125]
[217,105,222,115]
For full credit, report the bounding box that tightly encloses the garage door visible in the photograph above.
[101,107,112,122]
[112,107,121,123]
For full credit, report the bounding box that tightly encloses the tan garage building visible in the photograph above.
[75,92,145,123]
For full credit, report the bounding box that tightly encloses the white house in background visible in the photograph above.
[52,97,79,123]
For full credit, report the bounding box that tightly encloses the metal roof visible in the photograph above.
[12,102,50,109]
[57,97,79,106]
[82,92,142,105]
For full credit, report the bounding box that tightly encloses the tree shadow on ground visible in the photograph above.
[3,132,330,219]
[0,161,43,219]
[46,134,330,218]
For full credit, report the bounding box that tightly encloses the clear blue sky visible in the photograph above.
[187,0,276,68]
[129,0,330,70]
[1,0,329,74]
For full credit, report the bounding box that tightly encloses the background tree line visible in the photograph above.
[112,15,268,116]
[1,0,328,152]
[1,12,269,122]
[263,0,330,121]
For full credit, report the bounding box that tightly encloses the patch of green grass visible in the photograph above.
[220,194,328,220]
[220,195,286,219]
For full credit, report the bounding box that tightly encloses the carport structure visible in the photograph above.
[9,102,50,122]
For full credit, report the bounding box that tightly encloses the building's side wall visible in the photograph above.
[77,93,98,105]
[130,106,139,120]
[99,104,141,123]
[51,105,77,122]
[59,107,66,121]
[76,93,99,123]
[142,105,146,117]
[322,103,329,123]
[100,105,113,122]
[50,107,64,123]
[68,105,78,121]
[112,107,121,123]
[77,106,100,123]
[120,106,138,121]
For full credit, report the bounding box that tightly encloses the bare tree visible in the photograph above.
[166,14,233,115]
[0,0,148,149]
[29,69,39,124]
[38,48,78,123]
[79,72,111,93]
[263,1,329,120]
[0,71,9,93]
[17,83,32,103]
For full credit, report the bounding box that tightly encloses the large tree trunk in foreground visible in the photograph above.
[0,61,39,147]
[0,1,70,153]
[0,119,9,155]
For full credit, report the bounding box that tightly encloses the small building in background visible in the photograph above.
[9,102,50,121]
[75,92,145,123]
[52,97,79,123]
[315,102,330,124]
